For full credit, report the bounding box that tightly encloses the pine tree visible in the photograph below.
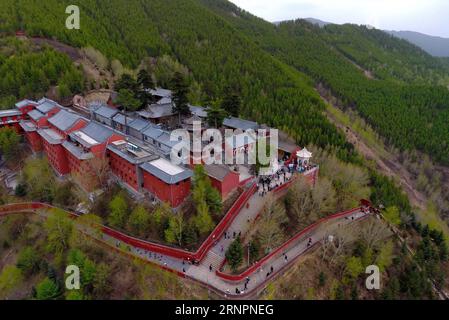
[115,74,138,92]
[116,89,141,111]
[206,102,227,128]
[221,86,241,117]
[137,69,154,89]
[171,72,190,124]
[226,238,243,273]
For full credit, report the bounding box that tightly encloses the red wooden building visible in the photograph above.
[15,99,37,115]
[140,158,192,208]
[38,128,69,175]
[0,109,24,133]
[63,122,124,183]
[107,139,157,193]
[20,120,43,152]
[204,164,240,200]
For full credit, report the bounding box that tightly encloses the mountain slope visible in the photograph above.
[388,30,449,57]
[0,0,354,159]
[0,37,84,107]
[199,0,449,165]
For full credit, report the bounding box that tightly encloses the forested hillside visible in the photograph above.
[199,0,449,165]
[321,24,449,85]
[0,0,356,160]
[1,0,448,164]
[0,38,84,107]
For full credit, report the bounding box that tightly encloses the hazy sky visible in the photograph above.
[230,0,449,38]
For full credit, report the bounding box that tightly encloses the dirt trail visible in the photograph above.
[321,94,427,210]
[30,37,115,89]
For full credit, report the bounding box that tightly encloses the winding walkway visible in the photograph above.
[0,173,373,298]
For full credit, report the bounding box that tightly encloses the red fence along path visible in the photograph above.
[0,184,257,263]
[215,206,362,282]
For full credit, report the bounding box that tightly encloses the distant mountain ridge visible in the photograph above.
[282,18,449,57]
[303,18,332,27]
[386,30,449,57]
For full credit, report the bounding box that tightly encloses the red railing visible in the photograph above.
[0,197,373,297]
[0,183,258,263]
[193,183,257,261]
[216,206,362,282]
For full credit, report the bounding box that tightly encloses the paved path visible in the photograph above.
[0,173,372,298]
[92,196,370,298]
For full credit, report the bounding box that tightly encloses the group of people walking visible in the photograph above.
[257,167,293,196]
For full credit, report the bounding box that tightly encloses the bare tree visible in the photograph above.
[320,226,356,266]
[288,177,337,228]
[73,156,111,192]
[358,218,392,251]
[88,156,111,189]
[256,195,288,252]
[257,220,284,252]
[287,177,315,228]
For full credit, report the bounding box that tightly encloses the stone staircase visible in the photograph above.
[201,250,224,272]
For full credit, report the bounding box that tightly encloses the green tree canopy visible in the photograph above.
[137,69,154,89]
[0,265,23,299]
[108,194,129,229]
[206,102,227,128]
[171,71,190,119]
[226,238,244,273]
[36,277,61,300]
[16,247,41,276]
[44,209,74,255]
[221,86,241,117]
[116,88,142,111]
[127,205,151,237]
[0,127,20,161]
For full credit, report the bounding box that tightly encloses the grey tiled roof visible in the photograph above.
[149,88,172,98]
[157,132,178,148]
[0,109,21,117]
[107,142,156,165]
[142,127,178,155]
[278,139,299,153]
[80,122,115,144]
[93,105,119,119]
[19,120,37,132]
[128,118,151,132]
[36,98,60,114]
[147,103,176,119]
[140,161,192,185]
[142,126,164,140]
[38,128,63,145]
[137,110,152,119]
[204,164,233,182]
[62,141,94,160]
[156,97,172,105]
[15,99,37,109]
[189,105,208,118]
[223,117,259,131]
[88,101,107,111]
[28,110,45,121]
[48,109,84,132]
[112,113,133,126]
